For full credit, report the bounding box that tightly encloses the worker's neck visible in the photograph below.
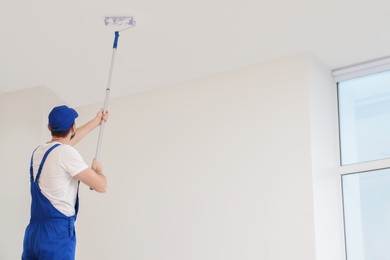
[50,137,71,145]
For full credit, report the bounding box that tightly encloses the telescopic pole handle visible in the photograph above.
[91,31,119,190]
[113,31,120,49]
[95,84,111,161]
[95,31,119,161]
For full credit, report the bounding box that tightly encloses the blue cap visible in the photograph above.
[48,105,78,131]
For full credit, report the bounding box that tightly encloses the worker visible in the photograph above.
[22,105,108,260]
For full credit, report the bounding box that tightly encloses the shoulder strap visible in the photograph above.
[29,147,39,183]
[34,143,62,182]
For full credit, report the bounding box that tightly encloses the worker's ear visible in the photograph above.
[70,124,76,140]
[48,124,51,131]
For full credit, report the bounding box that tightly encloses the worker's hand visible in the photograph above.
[92,159,104,174]
[95,109,109,126]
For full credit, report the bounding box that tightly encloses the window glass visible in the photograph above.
[342,169,390,259]
[338,71,390,165]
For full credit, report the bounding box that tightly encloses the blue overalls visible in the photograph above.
[22,144,79,260]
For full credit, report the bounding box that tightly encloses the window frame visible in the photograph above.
[334,56,390,259]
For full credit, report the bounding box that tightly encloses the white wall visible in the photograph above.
[0,86,64,259]
[74,54,320,260]
[308,56,345,260]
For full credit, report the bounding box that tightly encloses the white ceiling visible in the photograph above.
[1,0,390,107]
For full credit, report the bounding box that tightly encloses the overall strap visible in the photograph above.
[34,143,61,182]
[29,147,39,183]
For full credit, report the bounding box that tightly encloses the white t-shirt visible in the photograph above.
[31,142,88,216]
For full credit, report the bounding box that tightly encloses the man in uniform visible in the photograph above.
[22,105,108,260]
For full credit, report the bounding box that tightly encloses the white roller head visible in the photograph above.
[104,17,136,27]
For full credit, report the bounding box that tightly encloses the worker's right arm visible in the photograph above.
[74,159,107,193]
[70,109,108,146]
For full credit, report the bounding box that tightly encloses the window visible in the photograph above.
[336,60,390,260]
[342,169,390,259]
[338,71,390,165]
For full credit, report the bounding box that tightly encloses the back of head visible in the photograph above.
[48,105,78,137]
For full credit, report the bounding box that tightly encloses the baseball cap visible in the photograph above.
[48,105,78,131]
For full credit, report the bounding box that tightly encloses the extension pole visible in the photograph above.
[95,31,120,161]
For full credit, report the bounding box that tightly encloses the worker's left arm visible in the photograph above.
[70,109,108,146]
